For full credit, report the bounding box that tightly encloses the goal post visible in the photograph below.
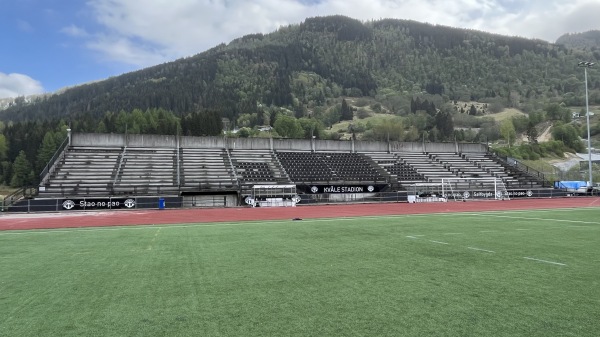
[246,184,300,207]
[441,177,510,201]
[407,177,510,202]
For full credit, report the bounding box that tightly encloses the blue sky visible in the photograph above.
[1,0,599,99]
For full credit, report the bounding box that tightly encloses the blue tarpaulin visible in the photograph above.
[554,181,588,189]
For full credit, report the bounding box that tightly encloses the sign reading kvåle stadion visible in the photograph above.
[297,184,387,194]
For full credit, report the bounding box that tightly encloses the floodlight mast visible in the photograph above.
[578,61,595,189]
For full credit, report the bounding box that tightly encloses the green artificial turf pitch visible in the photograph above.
[1,207,599,336]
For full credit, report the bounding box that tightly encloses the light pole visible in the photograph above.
[578,61,595,187]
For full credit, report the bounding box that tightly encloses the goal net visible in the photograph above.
[407,177,510,203]
[441,177,510,201]
[247,184,299,207]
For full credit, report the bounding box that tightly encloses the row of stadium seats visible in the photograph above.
[38,146,545,198]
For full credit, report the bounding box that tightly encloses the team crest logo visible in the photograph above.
[244,196,255,205]
[310,186,319,193]
[526,190,533,197]
[495,191,503,199]
[62,200,75,210]
[292,195,301,203]
[124,199,136,208]
[367,185,375,192]
[462,191,471,199]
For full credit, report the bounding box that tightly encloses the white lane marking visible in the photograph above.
[523,257,566,266]
[479,214,600,225]
[467,247,495,253]
[429,240,449,245]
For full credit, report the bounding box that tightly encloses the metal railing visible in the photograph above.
[39,136,69,184]
[2,186,37,211]
[490,152,552,187]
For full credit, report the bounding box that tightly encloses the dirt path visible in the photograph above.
[521,123,552,143]
[537,123,552,142]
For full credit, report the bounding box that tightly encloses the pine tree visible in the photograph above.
[10,150,33,187]
[341,99,353,121]
[36,132,58,172]
[526,121,539,144]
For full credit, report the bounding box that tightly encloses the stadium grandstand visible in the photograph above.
[3,131,563,212]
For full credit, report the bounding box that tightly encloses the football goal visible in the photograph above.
[407,177,510,202]
[246,184,300,207]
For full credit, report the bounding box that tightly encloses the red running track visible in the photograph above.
[1,197,599,231]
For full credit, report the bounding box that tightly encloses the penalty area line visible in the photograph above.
[523,257,566,266]
[467,247,495,253]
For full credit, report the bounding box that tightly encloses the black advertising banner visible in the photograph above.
[297,184,387,194]
[443,189,534,200]
[61,198,136,210]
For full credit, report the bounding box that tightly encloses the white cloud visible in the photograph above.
[60,24,90,37]
[17,19,34,33]
[0,73,45,99]
[80,0,600,67]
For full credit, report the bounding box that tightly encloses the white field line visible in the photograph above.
[147,228,161,250]
[444,233,463,235]
[479,230,497,233]
[467,247,495,253]
[465,206,600,216]
[477,214,600,225]
[515,229,531,231]
[523,257,566,266]
[406,236,419,239]
[429,240,449,245]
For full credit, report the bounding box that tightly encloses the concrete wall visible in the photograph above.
[180,136,226,148]
[355,140,388,152]
[71,132,487,153]
[390,141,486,153]
[127,134,177,148]
[313,139,354,152]
[227,137,271,150]
[72,133,126,147]
[272,139,312,151]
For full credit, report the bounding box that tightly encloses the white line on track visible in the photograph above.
[429,240,449,245]
[0,222,258,236]
[467,247,495,253]
[523,257,566,266]
[2,206,598,236]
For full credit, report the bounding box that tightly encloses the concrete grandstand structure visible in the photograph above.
[5,131,561,212]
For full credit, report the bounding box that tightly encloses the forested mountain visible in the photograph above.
[556,30,600,50]
[1,15,599,188]
[2,15,599,124]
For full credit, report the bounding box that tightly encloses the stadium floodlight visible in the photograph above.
[578,61,595,189]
